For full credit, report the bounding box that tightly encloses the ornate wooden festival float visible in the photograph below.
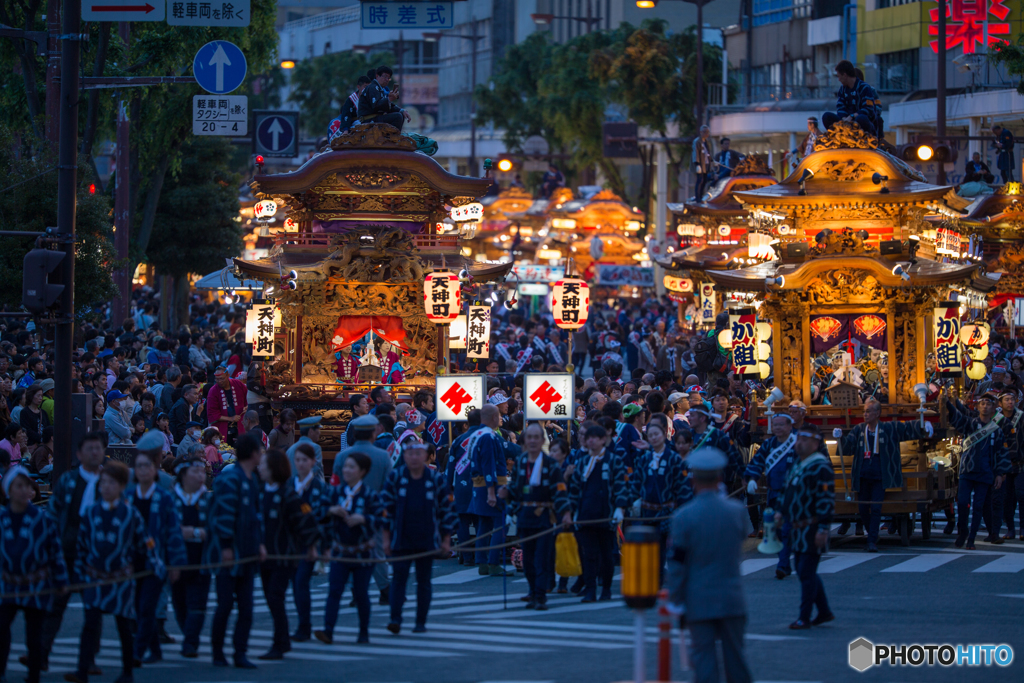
[539,189,645,274]
[711,121,1001,542]
[235,123,510,460]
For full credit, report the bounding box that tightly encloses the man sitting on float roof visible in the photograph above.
[821,60,880,138]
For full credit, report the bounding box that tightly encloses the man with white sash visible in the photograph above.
[942,391,1011,549]
[467,405,511,575]
[745,414,799,579]
[687,406,742,490]
[545,328,568,368]
[833,398,931,552]
[776,424,835,630]
[445,410,484,567]
[987,389,1024,543]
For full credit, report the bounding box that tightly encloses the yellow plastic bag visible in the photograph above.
[555,532,582,577]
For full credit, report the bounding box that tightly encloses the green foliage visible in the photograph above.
[0,127,117,310]
[475,21,723,202]
[147,136,243,280]
[288,51,395,137]
[991,38,1024,95]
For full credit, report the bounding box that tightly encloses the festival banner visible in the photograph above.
[698,283,717,325]
[435,375,486,421]
[851,314,888,351]
[595,264,656,287]
[466,306,491,359]
[523,373,575,421]
[934,301,962,377]
[809,315,849,354]
[729,307,758,375]
[248,301,276,358]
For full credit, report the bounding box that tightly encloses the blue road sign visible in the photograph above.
[360,1,453,29]
[255,113,297,157]
[193,40,246,95]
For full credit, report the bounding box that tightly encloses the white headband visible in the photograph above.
[2,465,31,499]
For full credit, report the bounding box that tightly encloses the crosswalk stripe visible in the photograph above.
[881,554,965,572]
[468,599,624,620]
[433,568,495,584]
[323,624,627,650]
[973,554,1024,573]
[741,559,778,575]
[817,554,881,573]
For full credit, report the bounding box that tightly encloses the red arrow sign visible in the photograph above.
[91,3,155,11]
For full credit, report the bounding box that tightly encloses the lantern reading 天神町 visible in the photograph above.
[247,301,276,358]
[424,271,461,323]
[550,278,590,330]
[466,306,491,359]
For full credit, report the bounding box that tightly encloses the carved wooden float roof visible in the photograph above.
[705,254,999,293]
[233,255,514,284]
[482,187,535,220]
[732,122,953,212]
[250,124,491,204]
[656,246,748,271]
[957,184,1024,232]
[547,189,642,227]
[676,157,778,218]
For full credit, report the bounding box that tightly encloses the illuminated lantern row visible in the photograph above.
[550,278,590,330]
[663,275,693,293]
[254,199,277,219]
[246,301,277,358]
[933,301,961,377]
[450,202,484,223]
[719,312,772,379]
[424,271,461,322]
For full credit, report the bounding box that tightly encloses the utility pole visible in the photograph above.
[53,0,82,476]
[45,0,61,145]
[111,22,131,328]
[695,0,704,126]
[936,0,947,185]
[469,19,478,176]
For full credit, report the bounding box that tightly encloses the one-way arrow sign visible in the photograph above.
[83,0,164,20]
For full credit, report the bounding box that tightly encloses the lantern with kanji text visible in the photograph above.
[424,271,462,323]
[550,278,590,330]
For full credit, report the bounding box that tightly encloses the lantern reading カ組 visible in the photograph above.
[424,271,462,322]
[466,306,491,359]
[246,301,276,358]
[550,279,590,330]
[728,307,758,376]
[934,301,961,377]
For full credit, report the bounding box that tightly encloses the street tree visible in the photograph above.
[288,50,395,138]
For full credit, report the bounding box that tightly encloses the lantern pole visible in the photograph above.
[565,257,575,375]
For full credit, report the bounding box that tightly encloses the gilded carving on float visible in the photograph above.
[329,122,417,151]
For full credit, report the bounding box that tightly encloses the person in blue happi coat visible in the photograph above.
[382,433,458,633]
[71,460,159,683]
[447,410,484,566]
[548,437,579,594]
[207,433,264,669]
[942,391,1012,549]
[289,442,330,641]
[568,423,630,602]
[687,405,743,490]
[746,414,799,578]
[126,444,186,664]
[615,403,647,475]
[316,450,383,645]
[499,423,572,610]
[40,432,106,671]
[989,389,1024,542]
[468,404,512,576]
[169,453,211,658]
[256,447,320,660]
[630,415,689,573]
[0,466,69,683]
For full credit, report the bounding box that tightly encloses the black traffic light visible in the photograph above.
[898,140,957,164]
[22,248,64,313]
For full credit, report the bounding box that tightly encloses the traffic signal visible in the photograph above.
[898,140,957,164]
[22,248,64,313]
[496,158,514,173]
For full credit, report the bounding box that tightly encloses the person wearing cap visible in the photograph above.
[687,404,743,490]
[338,413,392,603]
[498,422,572,610]
[976,362,1009,397]
[37,378,55,426]
[616,403,647,474]
[125,444,187,665]
[207,434,265,669]
[941,390,1012,549]
[833,397,932,552]
[666,447,753,683]
[287,416,324,482]
[446,410,484,567]
[169,454,212,658]
[776,423,835,630]
[256,448,320,660]
[467,405,512,576]
[103,389,134,446]
[207,367,248,443]
[990,389,1024,541]
[567,423,630,602]
[787,401,807,430]
[177,421,204,459]
[667,392,690,430]
[631,414,689,570]
[0,466,69,683]
[381,433,457,633]
[746,413,799,578]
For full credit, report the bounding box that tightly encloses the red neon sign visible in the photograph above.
[929,0,1010,55]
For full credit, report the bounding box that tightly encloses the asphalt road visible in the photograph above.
[6,522,1023,683]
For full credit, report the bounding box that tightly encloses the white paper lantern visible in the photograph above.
[247,302,276,358]
[254,199,277,219]
[449,314,467,349]
[550,278,590,330]
[466,306,491,359]
[423,271,461,323]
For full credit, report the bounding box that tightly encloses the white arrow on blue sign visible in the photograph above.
[257,115,295,154]
[193,40,246,95]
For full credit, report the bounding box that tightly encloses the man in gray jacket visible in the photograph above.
[666,447,753,683]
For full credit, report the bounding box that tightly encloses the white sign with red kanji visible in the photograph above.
[523,373,574,421]
[435,374,486,421]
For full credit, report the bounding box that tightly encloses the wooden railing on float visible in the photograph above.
[274,231,462,252]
